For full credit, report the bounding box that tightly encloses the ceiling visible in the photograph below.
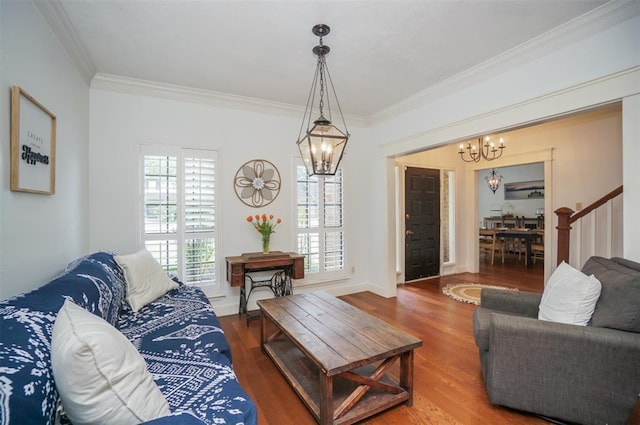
[55,0,612,118]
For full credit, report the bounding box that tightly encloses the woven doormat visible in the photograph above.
[442,283,518,305]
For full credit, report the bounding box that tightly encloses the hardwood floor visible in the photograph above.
[220,257,640,424]
[218,259,549,424]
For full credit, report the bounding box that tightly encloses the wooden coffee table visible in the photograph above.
[257,291,422,425]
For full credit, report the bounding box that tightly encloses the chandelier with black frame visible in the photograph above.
[485,169,504,194]
[458,136,505,163]
[296,24,350,177]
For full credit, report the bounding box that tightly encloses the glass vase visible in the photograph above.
[262,233,270,254]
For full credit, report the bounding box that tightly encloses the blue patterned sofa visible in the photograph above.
[0,251,257,425]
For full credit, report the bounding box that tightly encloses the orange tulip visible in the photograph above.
[247,213,281,237]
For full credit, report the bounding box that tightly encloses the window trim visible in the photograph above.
[293,157,349,286]
[139,144,221,297]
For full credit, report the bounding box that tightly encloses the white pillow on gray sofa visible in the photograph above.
[51,299,171,425]
[538,261,601,326]
[115,248,178,312]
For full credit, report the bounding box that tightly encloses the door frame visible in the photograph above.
[468,148,554,281]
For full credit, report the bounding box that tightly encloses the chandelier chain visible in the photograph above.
[323,62,349,137]
[296,24,350,176]
[318,56,325,117]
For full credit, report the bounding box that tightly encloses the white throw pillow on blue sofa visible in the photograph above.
[538,261,602,326]
[115,248,178,312]
[51,299,171,424]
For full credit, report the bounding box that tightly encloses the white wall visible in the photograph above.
[623,94,640,261]
[0,1,90,299]
[88,84,372,315]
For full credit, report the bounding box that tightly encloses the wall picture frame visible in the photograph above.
[504,180,544,200]
[10,86,56,195]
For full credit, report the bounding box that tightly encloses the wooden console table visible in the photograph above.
[225,251,304,318]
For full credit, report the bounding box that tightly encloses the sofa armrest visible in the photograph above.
[142,413,208,425]
[486,313,640,424]
[480,288,541,317]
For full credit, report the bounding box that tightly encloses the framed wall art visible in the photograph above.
[504,180,544,200]
[234,159,281,207]
[10,86,56,194]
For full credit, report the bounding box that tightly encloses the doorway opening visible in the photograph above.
[393,103,621,286]
[477,163,545,272]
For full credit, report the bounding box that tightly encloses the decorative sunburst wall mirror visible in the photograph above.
[233,159,281,207]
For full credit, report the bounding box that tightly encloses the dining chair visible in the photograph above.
[531,229,544,264]
[504,229,527,263]
[479,229,505,265]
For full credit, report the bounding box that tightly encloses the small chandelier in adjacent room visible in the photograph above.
[459,136,505,162]
[297,24,350,176]
[485,169,503,194]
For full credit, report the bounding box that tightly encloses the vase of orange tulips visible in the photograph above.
[247,213,282,254]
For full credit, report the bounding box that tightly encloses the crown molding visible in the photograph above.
[369,0,640,124]
[36,0,635,126]
[381,66,640,158]
[34,0,369,124]
[34,0,96,81]
[91,73,368,126]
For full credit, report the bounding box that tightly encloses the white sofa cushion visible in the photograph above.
[115,248,178,312]
[538,261,602,326]
[51,299,170,424]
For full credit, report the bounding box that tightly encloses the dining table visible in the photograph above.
[494,228,539,268]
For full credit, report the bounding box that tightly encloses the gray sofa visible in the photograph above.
[473,256,640,425]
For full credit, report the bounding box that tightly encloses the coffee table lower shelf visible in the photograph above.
[263,337,411,425]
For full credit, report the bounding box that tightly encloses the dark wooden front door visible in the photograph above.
[404,167,440,281]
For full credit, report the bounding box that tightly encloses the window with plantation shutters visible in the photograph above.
[296,163,345,277]
[141,146,218,294]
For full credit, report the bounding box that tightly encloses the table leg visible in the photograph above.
[400,350,415,407]
[284,266,293,296]
[525,236,533,269]
[319,372,334,425]
[239,284,247,315]
[259,310,267,353]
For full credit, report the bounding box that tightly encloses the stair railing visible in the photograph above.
[555,185,623,265]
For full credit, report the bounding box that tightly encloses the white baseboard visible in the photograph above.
[211,281,372,317]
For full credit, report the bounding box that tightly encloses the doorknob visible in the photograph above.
[406,229,414,235]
